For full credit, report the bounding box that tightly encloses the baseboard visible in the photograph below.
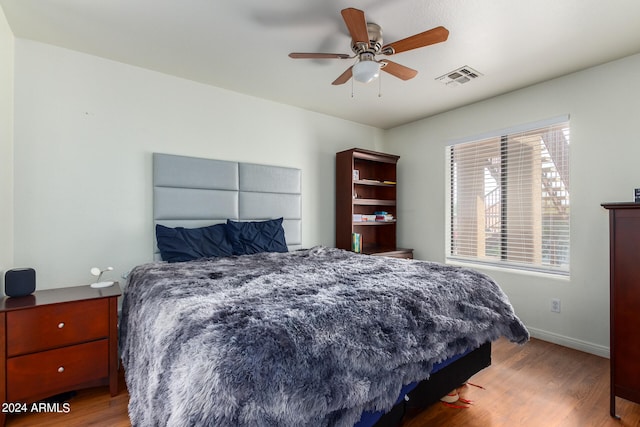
[526,327,610,358]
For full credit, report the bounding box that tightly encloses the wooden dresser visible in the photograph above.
[602,203,640,418]
[0,283,121,425]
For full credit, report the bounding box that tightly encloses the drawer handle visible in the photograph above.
[58,322,65,329]
[58,366,65,373]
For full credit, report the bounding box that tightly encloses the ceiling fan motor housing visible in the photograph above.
[352,23,383,54]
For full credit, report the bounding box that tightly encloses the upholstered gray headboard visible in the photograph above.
[153,153,302,259]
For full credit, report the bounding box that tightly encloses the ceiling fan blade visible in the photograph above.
[380,60,418,80]
[289,53,351,59]
[341,8,369,48]
[382,26,449,55]
[332,66,353,85]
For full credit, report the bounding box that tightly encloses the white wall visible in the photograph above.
[0,8,14,290]
[385,53,640,356]
[11,39,383,290]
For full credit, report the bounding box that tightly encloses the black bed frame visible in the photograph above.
[373,342,492,427]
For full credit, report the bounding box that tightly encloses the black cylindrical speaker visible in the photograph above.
[4,268,36,297]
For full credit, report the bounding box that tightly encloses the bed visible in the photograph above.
[119,153,529,427]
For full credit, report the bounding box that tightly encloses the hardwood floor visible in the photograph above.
[5,369,130,427]
[5,338,640,426]
[402,338,640,427]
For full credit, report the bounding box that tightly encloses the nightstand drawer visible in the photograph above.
[6,299,109,356]
[7,339,108,402]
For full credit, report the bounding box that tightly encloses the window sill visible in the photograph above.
[445,258,570,281]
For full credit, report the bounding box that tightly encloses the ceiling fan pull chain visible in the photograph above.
[351,78,355,98]
[378,74,382,97]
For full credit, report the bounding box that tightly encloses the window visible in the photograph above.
[447,116,570,275]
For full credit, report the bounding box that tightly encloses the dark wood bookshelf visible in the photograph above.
[336,148,413,259]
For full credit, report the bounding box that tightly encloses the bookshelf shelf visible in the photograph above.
[354,180,396,187]
[353,221,396,226]
[353,199,396,206]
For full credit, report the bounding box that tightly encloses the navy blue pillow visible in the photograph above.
[225,218,288,255]
[155,223,234,263]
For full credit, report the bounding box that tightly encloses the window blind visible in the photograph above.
[447,118,570,275]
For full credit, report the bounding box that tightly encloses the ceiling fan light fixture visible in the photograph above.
[353,58,381,84]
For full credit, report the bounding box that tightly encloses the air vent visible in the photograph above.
[436,66,483,87]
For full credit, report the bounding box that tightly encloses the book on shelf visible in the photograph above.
[376,213,395,222]
[353,214,379,222]
[352,233,362,253]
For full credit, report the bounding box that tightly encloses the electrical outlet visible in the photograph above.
[551,298,561,313]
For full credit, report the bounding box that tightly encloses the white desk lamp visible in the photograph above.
[90,266,115,288]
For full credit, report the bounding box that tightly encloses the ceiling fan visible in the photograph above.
[289,7,449,85]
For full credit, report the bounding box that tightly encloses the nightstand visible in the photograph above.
[0,283,121,426]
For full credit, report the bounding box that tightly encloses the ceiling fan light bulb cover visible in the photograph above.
[353,60,381,83]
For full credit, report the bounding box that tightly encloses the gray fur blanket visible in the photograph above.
[120,246,528,427]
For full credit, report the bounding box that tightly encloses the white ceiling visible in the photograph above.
[3,0,640,129]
